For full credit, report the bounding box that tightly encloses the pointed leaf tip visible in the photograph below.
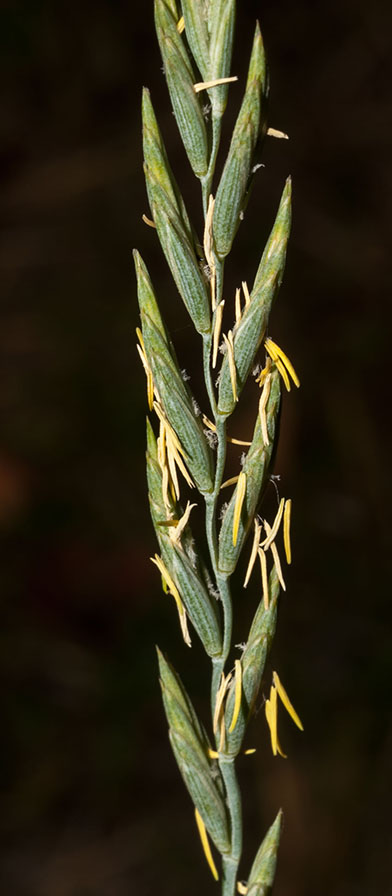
[247,810,282,893]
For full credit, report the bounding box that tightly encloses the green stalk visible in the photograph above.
[137,4,299,893]
[203,327,240,887]
[201,117,221,215]
[220,758,243,896]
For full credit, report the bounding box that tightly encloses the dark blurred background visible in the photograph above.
[1,0,391,894]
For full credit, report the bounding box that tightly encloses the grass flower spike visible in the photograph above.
[135,4,303,894]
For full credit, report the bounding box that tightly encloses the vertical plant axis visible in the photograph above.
[135,3,303,894]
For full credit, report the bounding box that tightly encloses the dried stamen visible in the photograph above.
[219,711,226,751]
[265,685,287,758]
[136,328,154,410]
[241,280,251,306]
[194,809,219,881]
[157,424,170,509]
[223,330,238,402]
[233,471,246,546]
[154,401,194,491]
[194,76,238,93]
[255,356,272,387]
[273,671,304,730]
[213,672,232,733]
[267,127,289,139]
[221,475,240,490]
[235,287,242,324]
[228,659,243,732]
[283,498,292,564]
[244,518,262,588]
[171,501,197,544]
[142,213,156,228]
[258,372,271,445]
[228,436,252,447]
[212,300,224,367]
[203,194,216,310]
[265,337,300,388]
[208,748,219,759]
[274,356,291,391]
[261,498,285,550]
[263,521,286,591]
[151,554,191,647]
[258,546,269,610]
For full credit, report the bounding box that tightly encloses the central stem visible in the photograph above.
[203,345,242,894]
[201,117,221,215]
[201,148,242,892]
[220,759,243,896]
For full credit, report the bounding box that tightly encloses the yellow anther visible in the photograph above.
[166,441,180,500]
[265,685,287,758]
[176,15,185,33]
[169,477,176,504]
[265,688,277,755]
[243,518,262,588]
[223,330,238,402]
[157,421,165,465]
[270,540,286,592]
[136,330,154,411]
[156,518,178,528]
[203,194,216,310]
[264,337,278,360]
[257,546,269,610]
[228,436,252,446]
[213,672,232,733]
[153,401,194,491]
[202,414,216,431]
[147,373,154,410]
[265,337,300,388]
[258,372,271,445]
[193,76,238,93]
[150,555,191,647]
[150,554,180,604]
[208,748,220,759]
[228,659,243,733]
[142,213,156,227]
[242,280,251,306]
[243,748,256,755]
[283,498,292,564]
[237,883,248,894]
[261,498,285,550]
[267,127,289,139]
[233,471,246,546]
[235,287,242,325]
[136,327,145,352]
[194,809,219,881]
[157,425,170,509]
[212,300,224,367]
[221,475,240,490]
[171,501,197,544]
[255,356,272,387]
[219,711,226,751]
[165,427,192,490]
[273,671,304,731]
[204,194,215,262]
[153,402,183,454]
[263,521,286,591]
[275,356,291,391]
